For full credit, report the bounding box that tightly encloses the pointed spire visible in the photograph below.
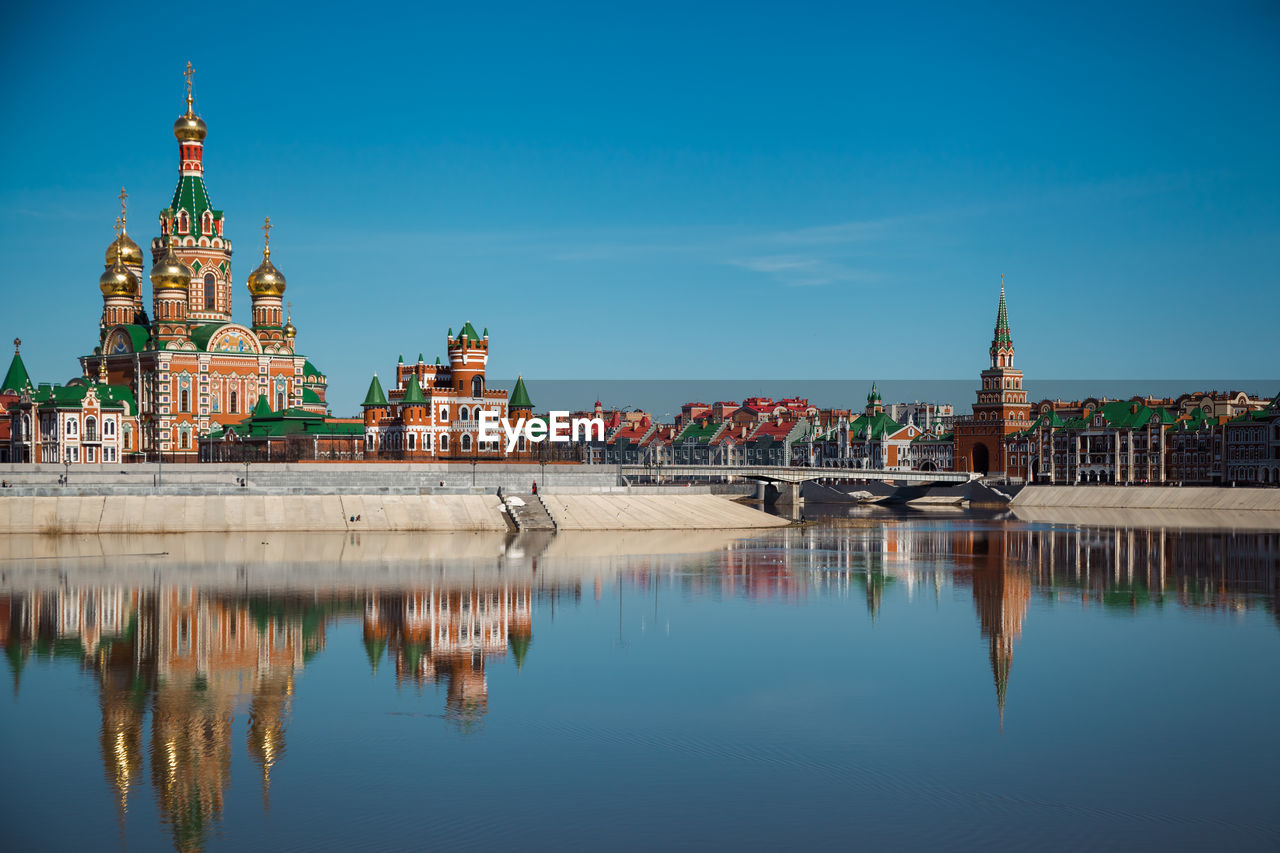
[362,372,388,407]
[993,273,1012,347]
[183,61,195,116]
[2,338,30,395]
[401,374,425,405]
[510,375,533,409]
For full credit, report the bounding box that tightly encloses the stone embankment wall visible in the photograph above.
[0,493,783,534]
[0,494,511,534]
[1012,486,1280,512]
[542,494,789,531]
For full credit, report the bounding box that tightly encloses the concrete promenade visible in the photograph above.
[1012,485,1280,512]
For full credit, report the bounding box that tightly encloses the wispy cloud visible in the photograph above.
[727,254,878,287]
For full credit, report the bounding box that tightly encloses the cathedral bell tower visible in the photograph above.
[99,221,140,339]
[153,62,234,324]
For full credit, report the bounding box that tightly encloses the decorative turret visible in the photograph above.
[509,375,533,417]
[990,274,1014,369]
[150,239,193,347]
[447,321,489,397]
[248,218,288,343]
[400,375,427,425]
[362,372,389,430]
[104,188,147,323]
[1,338,30,395]
[100,223,140,338]
[865,382,884,416]
[154,62,233,324]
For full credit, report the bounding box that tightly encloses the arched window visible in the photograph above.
[180,430,190,450]
[180,389,190,413]
[230,390,238,413]
[460,406,470,421]
[103,418,115,437]
[408,434,416,450]
[20,414,30,439]
[440,434,449,452]
[461,434,471,451]
[472,376,484,397]
[440,406,449,422]
[204,274,216,311]
[66,418,78,437]
[84,417,97,442]
[202,212,212,235]
[179,211,189,233]
[276,392,285,411]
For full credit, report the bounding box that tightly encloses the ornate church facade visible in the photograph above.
[80,65,327,459]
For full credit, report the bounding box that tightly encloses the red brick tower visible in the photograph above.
[954,277,1031,474]
[447,322,489,397]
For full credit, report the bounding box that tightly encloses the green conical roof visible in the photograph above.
[363,638,386,673]
[1,346,30,395]
[510,635,531,670]
[362,373,388,407]
[458,321,482,340]
[867,381,881,403]
[401,375,425,404]
[252,395,272,417]
[993,284,1012,346]
[510,375,533,408]
[435,356,441,365]
[417,353,424,362]
[397,354,403,363]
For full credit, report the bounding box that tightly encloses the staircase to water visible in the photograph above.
[502,492,557,530]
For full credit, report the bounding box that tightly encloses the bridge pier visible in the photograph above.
[773,481,803,509]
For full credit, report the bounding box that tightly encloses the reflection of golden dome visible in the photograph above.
[100,256,139,297]
[247,248,286,297]
[105,232,143,267]
[150,245,192,291]
[174,107,207,142]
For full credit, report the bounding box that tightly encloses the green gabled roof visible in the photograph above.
[188,323,228,351]
[303,360,325,379]
[362,373,388,407]
[510,375,533,408]
[401,375,425,404]
[677,421,720,443]
[458,321,482,340]
[2,349,30,394]
[302,387,322,404]
[849,411,904,440]
[27,381,136,413]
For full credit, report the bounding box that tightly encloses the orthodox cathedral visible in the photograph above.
[9,65,328,462]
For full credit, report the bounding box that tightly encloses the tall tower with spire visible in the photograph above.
[153,62,234,324]
[954,276,1031,474]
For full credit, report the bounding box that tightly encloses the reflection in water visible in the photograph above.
[0,518,1277,851]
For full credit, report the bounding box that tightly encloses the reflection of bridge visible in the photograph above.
[620,465,980,505]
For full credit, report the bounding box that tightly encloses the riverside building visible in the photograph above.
[9,65,331,463]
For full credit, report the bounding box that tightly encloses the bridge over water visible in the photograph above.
[619,465,980,505]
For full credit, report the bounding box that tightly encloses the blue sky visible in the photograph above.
[2,1,1277,414]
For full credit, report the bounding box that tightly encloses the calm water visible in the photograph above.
[2,509,1278,851]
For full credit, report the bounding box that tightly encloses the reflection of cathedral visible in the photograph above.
[364,585,534,729]
[0,586,326,852]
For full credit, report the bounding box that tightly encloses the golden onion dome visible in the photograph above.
[99,256,139,298]
[150,245,192,291]
[105,231,143,267]
[246,247,286,297]
[283,318,297,339]
[174,107,207,142]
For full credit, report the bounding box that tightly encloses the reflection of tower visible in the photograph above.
[247,673,293,811]
[97,626,149,829]
[150,680,234,853]
[967,531,1031,727]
